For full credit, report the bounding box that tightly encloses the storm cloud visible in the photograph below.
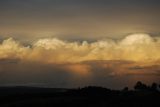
[0,33,160,89]
[0,58,159,89]
[0,33,160,63]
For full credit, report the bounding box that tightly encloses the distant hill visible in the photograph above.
[0,83,159,107]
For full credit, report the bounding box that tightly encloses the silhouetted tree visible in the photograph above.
[122,87,129,92]
[134,81,148,91]
[151,83,158,91]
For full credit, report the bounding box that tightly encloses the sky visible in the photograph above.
[0,0,160,89]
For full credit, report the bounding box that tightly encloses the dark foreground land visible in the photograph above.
[0,82,160,107]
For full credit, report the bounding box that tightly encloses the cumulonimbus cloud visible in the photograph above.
[0,33,160,63]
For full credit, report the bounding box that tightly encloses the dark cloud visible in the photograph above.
[128,66,145,70]
[0,59,159,89]
[0,58,20,64]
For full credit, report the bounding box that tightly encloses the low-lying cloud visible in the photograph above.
[0,33,160,64]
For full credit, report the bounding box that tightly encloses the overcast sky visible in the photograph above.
[0,0,160,41]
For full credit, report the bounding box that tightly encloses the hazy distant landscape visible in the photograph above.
[0,81,159,107]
